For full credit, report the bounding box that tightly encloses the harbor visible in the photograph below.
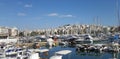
[0,34,120,59]
[0,0,120,59]
[0,24,120,59]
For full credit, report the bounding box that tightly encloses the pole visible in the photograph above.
[116,0,120,31]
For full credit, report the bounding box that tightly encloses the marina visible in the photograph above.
[1,46,120,59]
[0,0,120,59]
[0,34,120,59]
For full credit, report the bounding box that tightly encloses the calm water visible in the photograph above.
[40,45,120,59]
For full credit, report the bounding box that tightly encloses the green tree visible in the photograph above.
[30,31,39,36]
[19,32,25,37]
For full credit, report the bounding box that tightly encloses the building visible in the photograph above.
[10,27,19,37]
[0,26,19,37]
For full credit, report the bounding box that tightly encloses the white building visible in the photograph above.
[10,27,19,37]
[0,27,9,36]
[0,26,19,37]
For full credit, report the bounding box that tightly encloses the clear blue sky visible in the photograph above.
[0,0,120,30]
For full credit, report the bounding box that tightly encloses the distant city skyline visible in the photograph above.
[0,0,120,30]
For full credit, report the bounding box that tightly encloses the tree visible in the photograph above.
[30,31,39,36]
[19,32,25,37]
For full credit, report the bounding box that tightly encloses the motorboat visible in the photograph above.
[59,41,68,46]
[75,34,93,48]
[28,48,49,53]
[0,49,39,59]
[75,39,93,45]
[50,50,72,59]
[4,45,23,56]
[0,36,18,43]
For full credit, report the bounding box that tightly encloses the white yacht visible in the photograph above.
[76,34,93,44]
[0,36,18,43]
[75,34,94,48]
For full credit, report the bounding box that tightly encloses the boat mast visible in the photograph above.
[116,0,120,31]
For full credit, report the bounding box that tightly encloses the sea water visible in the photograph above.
[39,45,120,59]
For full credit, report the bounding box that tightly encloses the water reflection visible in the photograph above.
[109,53,119,59]
[75,49,120,59]
[39,51,49,59]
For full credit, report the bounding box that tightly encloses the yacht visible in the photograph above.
[76,34,93,44]
[0,36,18,43]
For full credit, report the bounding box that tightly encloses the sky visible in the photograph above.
[0,0,120,30]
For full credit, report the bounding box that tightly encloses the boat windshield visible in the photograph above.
[76,40,92,44]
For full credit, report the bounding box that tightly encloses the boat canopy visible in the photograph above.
[55,50,72,55]
[50,55,62,59]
